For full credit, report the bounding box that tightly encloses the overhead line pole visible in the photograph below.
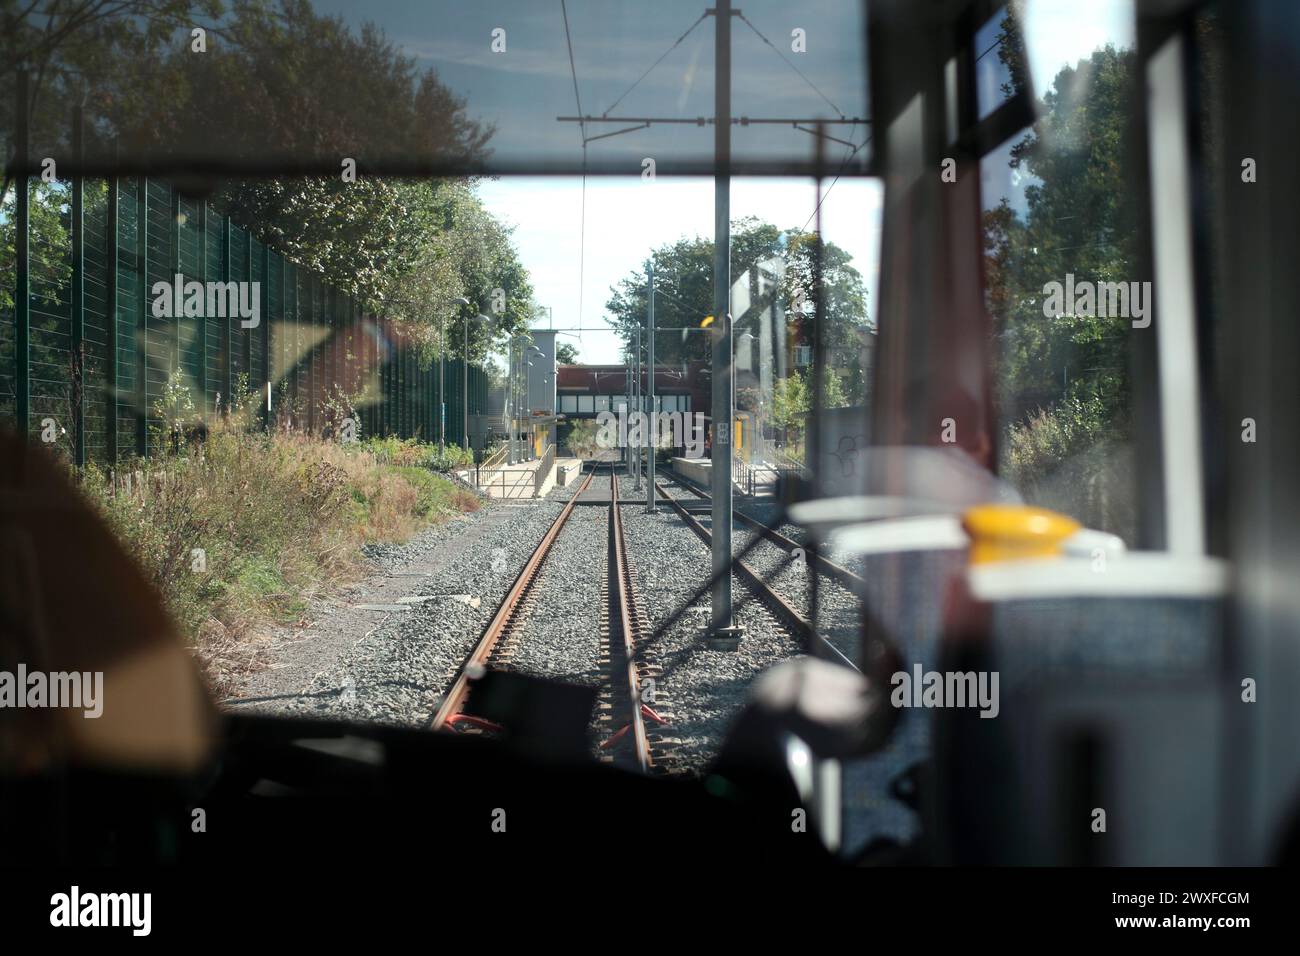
[634,319,642,490]
[647,260,656,513]
[709,0,741,648]
[555,5,870,649]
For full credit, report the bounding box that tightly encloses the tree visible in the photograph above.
[983,38,1138,424]
[2,0,497,315]
[768,370,847,444]
[554,341,580,364]
[1,0,218,207]
[372,180,533,366]
[771,372,809,436]
[604,217,870,381]
[982,8,1141,536]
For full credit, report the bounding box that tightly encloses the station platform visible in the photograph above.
[459,456,582,500]
[670,456,779,498]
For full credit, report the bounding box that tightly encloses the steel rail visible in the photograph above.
[609,469,652,771]
[429,468,596,731]
[654,479,858,672]
[663,472,867,593]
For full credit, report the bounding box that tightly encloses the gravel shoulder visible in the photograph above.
[224,477,591,725]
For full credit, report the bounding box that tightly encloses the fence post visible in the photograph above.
[262,241,271,430]
[71,103,86,467]
[242,233,252,404]
[106,171,119,464]
[291,264,300,424]
[323,284,333,430]
[14,71,30,436]
[378,318,385,436]
[306,274,317,435]
[221,215,232,418]
[197,200,207,415]
[135,177,148,456]
[170,186,181,396]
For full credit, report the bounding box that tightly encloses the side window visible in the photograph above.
[979,4,1141,543]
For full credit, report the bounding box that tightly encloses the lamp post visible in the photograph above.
[522,344,545,460]
[508,337,521,464]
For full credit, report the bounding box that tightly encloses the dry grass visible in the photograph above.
[83,424,479,696]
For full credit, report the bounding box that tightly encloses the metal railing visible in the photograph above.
[537,441,556,494]
[475,440,555,498]
[732,454,755,496]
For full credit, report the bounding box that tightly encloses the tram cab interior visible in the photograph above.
[2,0,1299,874]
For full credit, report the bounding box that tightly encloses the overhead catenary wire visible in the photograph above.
[735,11,847,121]
[799,131,873,236]
[600,12,710,118]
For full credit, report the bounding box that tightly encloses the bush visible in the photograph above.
[1001,392,1135,542]
[559,418,604,458]
[1002,392,1111,489]
[359,436,473,472]
[425,443,475,472]
[82,424,478,695]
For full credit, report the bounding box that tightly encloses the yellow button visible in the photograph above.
[962,504,1081,565]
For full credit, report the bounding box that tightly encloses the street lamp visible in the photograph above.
[521,344,545,461]
[507,338,545,463]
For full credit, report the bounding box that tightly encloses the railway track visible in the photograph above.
[652,476,859,672]
[594,468,659,772]
[428,464,660,773]
[658,471,866,593]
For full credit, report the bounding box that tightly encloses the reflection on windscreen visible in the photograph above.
[1,0,870,176]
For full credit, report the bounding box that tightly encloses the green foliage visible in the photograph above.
[984,37,1138,428]
[358,435,473,472]
[560,418,601,458]
[1002,391,1112,489]
[554,340,580,364]
[982,18,1140,536]
[770,370,848,440]
[2,0,524,369]
[0,180,73,312]
[1,0,489,189]
[424,443,475,472]
[771,371,809,434]
[369,180,534,364]
[604,217,871,370]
